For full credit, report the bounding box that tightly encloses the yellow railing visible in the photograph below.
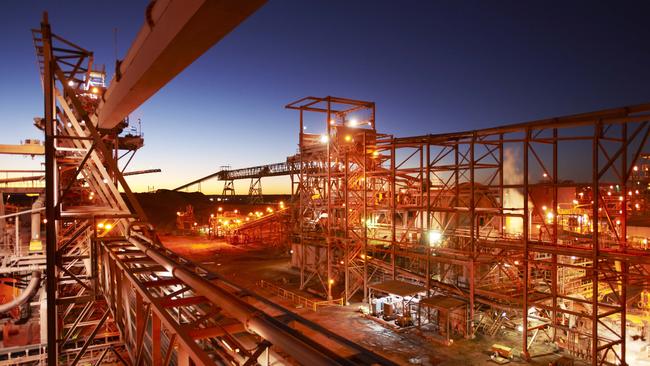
[257,280,343,311]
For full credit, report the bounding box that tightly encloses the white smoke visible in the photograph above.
[503,148,524,235]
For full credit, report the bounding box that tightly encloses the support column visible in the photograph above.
[522,128,530,360]
[591,122,600,364]
[425,144,431,296]
[469,134,476,337]
[344,152,349,304]
[552,128,558,341]
[362,133,369,303]
[391,141,396,280]
[42,12,58,366]
[152,313,162,366]
[326,98,332,300]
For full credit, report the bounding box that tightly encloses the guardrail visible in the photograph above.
[257,280,343,311]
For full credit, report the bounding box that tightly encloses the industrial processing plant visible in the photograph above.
[1,1,650,366]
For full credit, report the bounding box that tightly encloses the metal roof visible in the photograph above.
[368,280,425,297]
[420,295,467,310]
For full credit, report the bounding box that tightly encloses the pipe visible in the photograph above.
[0,193,4,240]
[97,0,266,128]
[31,195,45,245]
[128,233,342,366]
[0,271,41,313]
[0,207,45,220]
[0,265,46,275]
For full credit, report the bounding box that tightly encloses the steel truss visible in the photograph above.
[289,95,650,365]
[35,15,396,366]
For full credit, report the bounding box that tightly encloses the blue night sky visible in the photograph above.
[1,1,650,193]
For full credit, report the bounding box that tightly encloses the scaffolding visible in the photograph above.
[289,95,650,365]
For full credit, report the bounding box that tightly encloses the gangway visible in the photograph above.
[173,160,301,193]
[232,207,291,245]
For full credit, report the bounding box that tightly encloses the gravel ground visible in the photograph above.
[160,234,584,366]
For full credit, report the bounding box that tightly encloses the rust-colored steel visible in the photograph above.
[289,95,650,366]
[97,0,267,128]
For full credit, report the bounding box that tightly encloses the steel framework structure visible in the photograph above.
[34,14,396,366]
[289,95,650,365]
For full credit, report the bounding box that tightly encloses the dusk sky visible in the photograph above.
[1,1,650,193]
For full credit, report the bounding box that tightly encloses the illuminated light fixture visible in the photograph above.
[542,173,548,178]
[616,220,621,225]
[514,260,519,265]
[428,230,442,246]
[619,196,624,201]
[67,80,74,87]
[234,209,238,214]
[546,212,554,220]
[320,134,329,143]
[245,217,250,221]
[105,223,113,230]
[91,87,99,94]
[328,279,335,285]
[344,134,352,142]
[572,199,578,205]
[43,219,47,224]
[536,224,541,229]
[210,214,214,218]
[290,249,294,254]
[218,207,223,212]
[329,119,335,125]
[66,122,72,128]
[340,261,344,265]
[193,222,198,226]
[360,254,366,259]
[348,118,358,127]
[97,222,105,229]
[541,205,547,211]
[634,165,639,171]
[176,211,181,216]
[221,339,233,352]
[372,150,379,157]
[517,325,523,332]
[102,178,108,184]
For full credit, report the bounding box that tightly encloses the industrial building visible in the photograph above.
[0,1,649,366]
